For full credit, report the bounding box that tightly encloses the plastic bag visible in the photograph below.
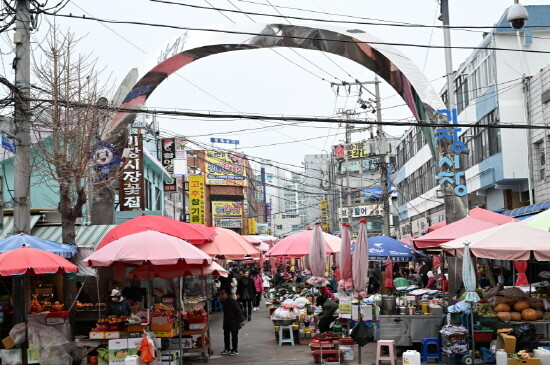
[9,321,74,365]
[139,335,155,363]
[479,347,495,364]
[350,321,374,347]
[511,323,539,351]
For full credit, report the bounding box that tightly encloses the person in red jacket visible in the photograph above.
[250,269,263,311]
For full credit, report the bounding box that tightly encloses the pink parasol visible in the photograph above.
[352,220,369,292]
[197,227,260,259]
[0,246,78,276]
[339,224,353,290]
[83,230,212,267]
[129,261,228,280]
[266,229,340,258]
[308,223,326,277]
[384,257,394,288]
[515,261,529,286]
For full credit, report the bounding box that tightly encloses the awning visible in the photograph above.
[0,215,41,239]
[502,201,550,217]
[31,224,117,247]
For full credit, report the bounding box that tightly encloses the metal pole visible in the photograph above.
[13,0,31,235]
[375,79,391,236]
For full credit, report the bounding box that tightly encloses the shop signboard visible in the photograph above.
[248,218,257,235]
[161,138,176,192]
[339,296,352,319]
[212,201,243,228]
[333,141,369,160]
[205,150,247,186]
[266,203,272,224]
[188,175,205,224]
[119,128,145,211]
[320,200,329,232]
[339,204,383,218]
[173,138,187,177]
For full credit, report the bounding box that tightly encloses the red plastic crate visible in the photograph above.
[474,330,493,342]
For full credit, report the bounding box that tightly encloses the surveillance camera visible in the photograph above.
[507,3,528,30]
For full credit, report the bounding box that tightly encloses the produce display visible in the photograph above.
[93,315,129,331]
[30,296,64,313]
[491,298,548,322]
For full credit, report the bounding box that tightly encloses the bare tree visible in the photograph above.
[31,28,119,244]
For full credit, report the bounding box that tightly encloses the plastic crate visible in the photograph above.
[474,330,494,342]
[479,316,498,323]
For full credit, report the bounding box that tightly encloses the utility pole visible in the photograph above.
[441,0,469,303]
[13,0,31,235]
[374,79,391,236]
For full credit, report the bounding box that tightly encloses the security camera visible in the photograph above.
[507,3,528,30]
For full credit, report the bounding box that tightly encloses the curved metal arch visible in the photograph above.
[109,24,445,140]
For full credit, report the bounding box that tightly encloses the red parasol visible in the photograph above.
[96,215,216,250]
[308,223,326,277]
[384,257,394,288]
[197,228,260,259]
[352,220,369,292]
[0,246,78,276]
[515,261,529,286]
[339,224,353,289]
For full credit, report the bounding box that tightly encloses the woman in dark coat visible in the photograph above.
[219,288,245,356]
[237,270,257,321]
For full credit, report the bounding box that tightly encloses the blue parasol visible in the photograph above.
[0,234,77,258]
[360,235,420,262]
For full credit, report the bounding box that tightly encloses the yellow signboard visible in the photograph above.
[333,142,368,160]
[320,200,329,232]
[188,175,205,224]
[205,150,247,186]
[212,201,243,228]
[248,218,257,235]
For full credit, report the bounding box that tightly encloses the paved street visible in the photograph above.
[200,298,379,365]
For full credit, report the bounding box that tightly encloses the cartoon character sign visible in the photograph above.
[91,141,121,181]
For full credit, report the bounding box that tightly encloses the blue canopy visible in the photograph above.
[367,235,420,262]
[0,234,77,258]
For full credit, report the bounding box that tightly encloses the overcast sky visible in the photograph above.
[0,0,540,169]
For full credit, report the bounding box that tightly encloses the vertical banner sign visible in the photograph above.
[188,175,205,224]
[161,138,176,192]
[436,109,468,196]
[320,200,329,232]
[265,203,272,224]
[173,138,188,177]
[120,128,145,211]
[248,218,257,235]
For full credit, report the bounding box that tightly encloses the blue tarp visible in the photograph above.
[0,234,77,258]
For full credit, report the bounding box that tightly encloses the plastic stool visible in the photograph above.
[375,340,396,365]
[211,300,223,312]
[421,338,442,363]
[278,325,294,346]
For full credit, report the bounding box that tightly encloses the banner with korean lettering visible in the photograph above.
[333,142,367,160]
[248,218,257,235]
[212,201,242,228]
[188,175,205,224]
[161,138,176,192]
[119,129,145,211]
[339,204,383,218]
[320,200,329,232]
[205,150,247,186]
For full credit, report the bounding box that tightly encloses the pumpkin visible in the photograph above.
[510,312,522,321]
[497,312,512,322]
[493,304,511,313]
[514,300,531,312]
[536,310,544,320]
[522,308,538,321]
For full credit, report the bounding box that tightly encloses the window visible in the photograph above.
[535,140,545,180]
[291,225,300,230]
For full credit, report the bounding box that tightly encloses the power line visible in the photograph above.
[37,11,550,55]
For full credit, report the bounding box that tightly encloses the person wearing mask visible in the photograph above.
[261,271,271,298]
[237,270,256,321]
[250,270,263,311]
[316,295,338,333]
[219,288,245,356]
[106,289,131,316]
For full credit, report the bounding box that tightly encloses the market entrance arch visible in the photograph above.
[109,23,445,141]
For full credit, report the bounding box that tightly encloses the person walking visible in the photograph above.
[251,270,263,311]
[219,288,245,356]
[237,270,256,321]
[261,271,271,298]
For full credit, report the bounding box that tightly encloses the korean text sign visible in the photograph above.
[205,150,247,186]
[188,175,205,224]
[119,129,145,211]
